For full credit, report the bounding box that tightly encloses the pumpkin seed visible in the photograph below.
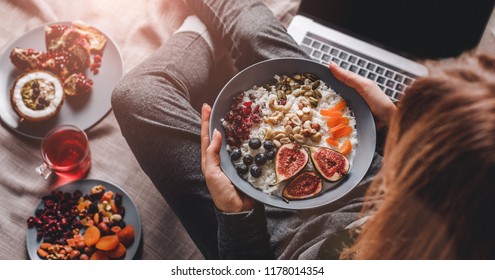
[311,80,320,90]
[314,89,322,98]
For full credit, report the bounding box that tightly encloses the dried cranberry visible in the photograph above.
[27,217,36,228]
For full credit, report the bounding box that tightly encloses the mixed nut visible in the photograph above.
[262,73,325,147]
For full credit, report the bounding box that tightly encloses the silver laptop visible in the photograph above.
[288,0,495,101]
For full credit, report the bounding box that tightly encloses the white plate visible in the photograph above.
[0,22,123,139]
[26,179,142,260]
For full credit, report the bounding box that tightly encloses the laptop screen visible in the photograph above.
[298,0,494,59]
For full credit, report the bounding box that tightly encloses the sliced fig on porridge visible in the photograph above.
[309,146,350,182]
[272,143,309,184]
[283,171,322,200]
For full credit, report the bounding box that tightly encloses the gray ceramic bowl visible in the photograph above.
[210,58,375,210]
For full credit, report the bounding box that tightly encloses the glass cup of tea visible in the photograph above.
[36,125,91,180]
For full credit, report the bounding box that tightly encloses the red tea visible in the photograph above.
[41,127,91,179]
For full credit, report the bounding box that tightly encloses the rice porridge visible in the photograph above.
[221,73,357,198]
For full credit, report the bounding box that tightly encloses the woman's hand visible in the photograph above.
[201,103,255,213]
[329,62,396,128]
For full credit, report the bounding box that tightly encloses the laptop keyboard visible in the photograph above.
[301,33,415,102]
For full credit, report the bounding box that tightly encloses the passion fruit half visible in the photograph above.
[10,70,64,122]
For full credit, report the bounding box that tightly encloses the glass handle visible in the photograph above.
[35,163,52,179]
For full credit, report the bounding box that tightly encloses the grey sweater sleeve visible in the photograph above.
[215,203,275,259]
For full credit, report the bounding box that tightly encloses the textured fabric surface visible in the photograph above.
[0,0,300,260]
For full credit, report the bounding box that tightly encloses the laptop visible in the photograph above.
[288,0,495,101]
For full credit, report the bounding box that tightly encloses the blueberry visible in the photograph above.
[266,150,276,160]
[263,140,274,151]
[243,154,254,165]
[230,148,242,161]
[248,138,262,149]
[250,165,262,177]
[254,153,267,165]
[236,163,248,176]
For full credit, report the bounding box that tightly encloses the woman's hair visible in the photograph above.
[344,52,495,259]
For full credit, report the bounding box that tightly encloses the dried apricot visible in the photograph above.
[117,225,135,247]
[84,226,101,247]
[331,99,347,111]
[330,123,348,133]
[325,138,339,147]
[37,248,48,258]
[320,109,342,118]
[101,191,114,202]
[66,238,76,247]
[95,235,119,251]
[73,234,84,243]
[334,126,353,138]
[105,243,126,259]
[326,117,349,128]
[339,140,352,155]
[111,226,122,234]
[90,250,108,260]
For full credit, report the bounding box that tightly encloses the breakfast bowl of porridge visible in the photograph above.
[210,58,375,210]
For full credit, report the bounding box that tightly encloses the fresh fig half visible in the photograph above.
[283,171,322,200]
[309,146,350,182]
[272,143,309,185]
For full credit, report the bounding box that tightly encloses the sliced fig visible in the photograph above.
[283,171,322,200]
[272,143,309,184]
[309,146,350,182]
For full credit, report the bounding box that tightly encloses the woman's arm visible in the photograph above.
[201,104,275,259]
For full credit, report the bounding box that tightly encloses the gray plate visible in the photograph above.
[0,22,123,139]
[210,58,376,210]
[26,179,142,260]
